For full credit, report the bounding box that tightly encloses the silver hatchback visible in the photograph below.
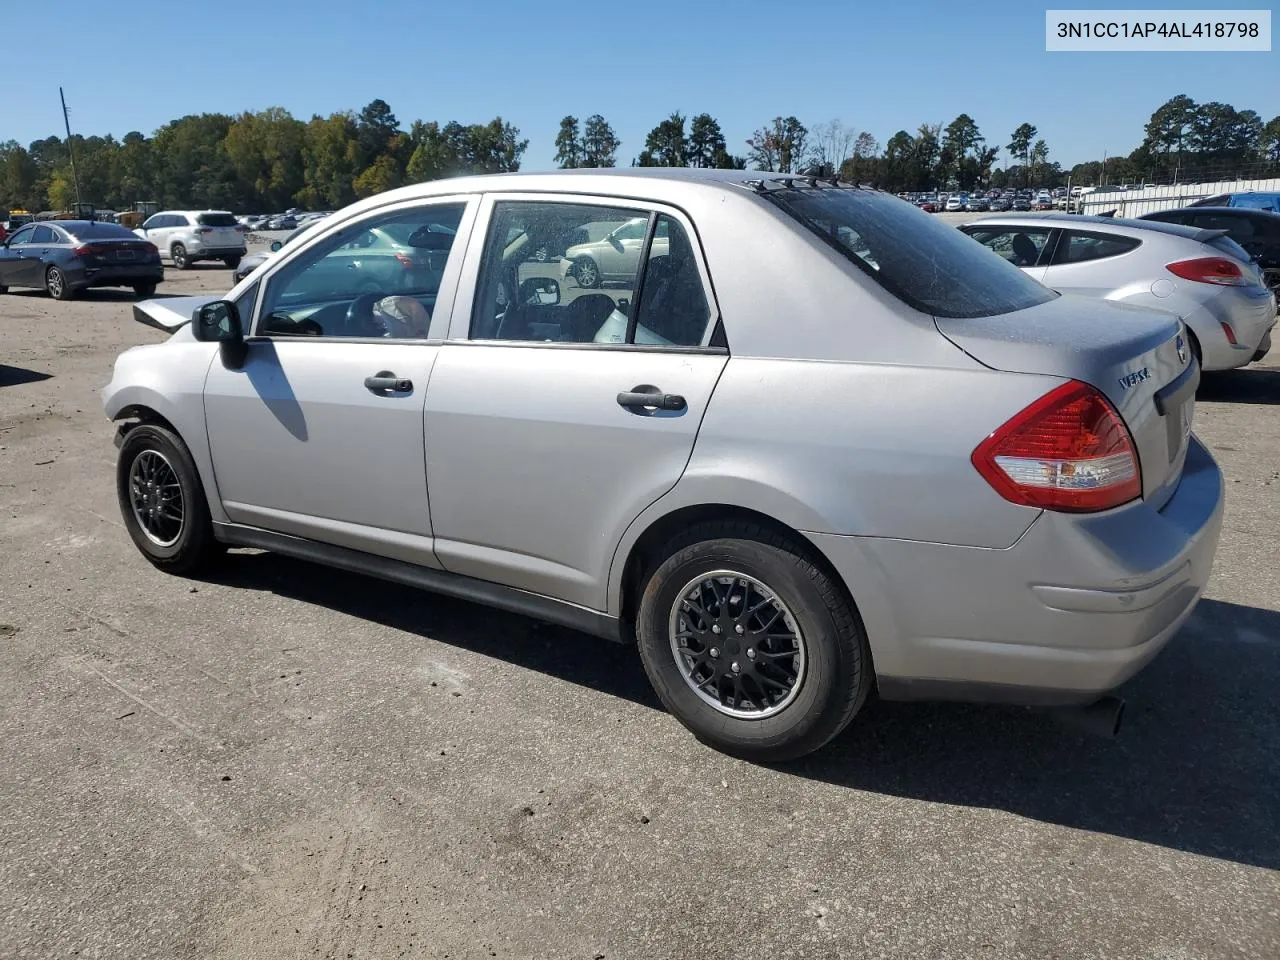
[961,214,1277,371]
[104,171,1224,759]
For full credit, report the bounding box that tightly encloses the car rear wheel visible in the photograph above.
[116,423,221,574]
[133,282,157,299]
[573,256,601,289]
[636,520,873,761]
[223,255,242,269]
[171,243,189,270]
[46,266,74,301]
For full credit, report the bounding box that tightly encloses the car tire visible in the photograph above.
[635,520,873,761]
[573,256,601,289]
[46,266,75,301]
[171,243,189,270]
[116,423,222,575]
[0,284,7,294]
[133,282,157,299]
[223,255,242,269]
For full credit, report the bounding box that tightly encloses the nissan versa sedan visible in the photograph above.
[103,170,1223,760]
[0,220,162,300]
[961,214,1277,371]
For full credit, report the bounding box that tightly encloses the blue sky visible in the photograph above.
[5,0,1276,169]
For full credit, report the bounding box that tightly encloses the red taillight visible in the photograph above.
[1219,321,1238,345]
[196,226,212,234]
[394,252,415,269]
[73,243,107,257]
[144,242,159,256]
[1166,256,1247,286]
[234,225,246,233]
[972,380,1141,513]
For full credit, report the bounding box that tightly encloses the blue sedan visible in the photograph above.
[0,220,163,300]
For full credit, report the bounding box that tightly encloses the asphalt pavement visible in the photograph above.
[0,246,1277,959]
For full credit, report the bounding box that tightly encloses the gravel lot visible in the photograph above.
[1,241,1278,960]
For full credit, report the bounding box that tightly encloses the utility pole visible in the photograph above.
[59,86,82,210]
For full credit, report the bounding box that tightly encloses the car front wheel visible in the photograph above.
[573,256,601,289]
[116,423,221,574]
[636,521,873,761]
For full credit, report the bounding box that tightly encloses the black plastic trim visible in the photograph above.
[1154,356,1200,416]
[211,523,624,642]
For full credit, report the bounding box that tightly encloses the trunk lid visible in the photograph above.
[937,294,1196,509]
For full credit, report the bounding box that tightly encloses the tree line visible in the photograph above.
[0,99,526,214]
[2,94,1277,215]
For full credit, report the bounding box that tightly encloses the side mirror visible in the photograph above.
[519,277,560,305]
[194,300,242,342]
[269,240,283,252]
[195,300,247,369]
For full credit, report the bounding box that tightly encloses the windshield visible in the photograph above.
[766,187,1057,319]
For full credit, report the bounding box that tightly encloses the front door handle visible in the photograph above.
[365,372,412,393]
[617,387,686,411]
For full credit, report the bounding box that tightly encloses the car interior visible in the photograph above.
[472,203,710,346]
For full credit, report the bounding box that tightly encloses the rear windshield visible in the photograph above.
[766,187,1057,319]
[197,213,238,227]
[67,222,139,240]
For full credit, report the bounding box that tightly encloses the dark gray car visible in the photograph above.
[0,220,162,300]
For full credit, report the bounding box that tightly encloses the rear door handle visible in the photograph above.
[365,372,412,393]
[617,388,686,411]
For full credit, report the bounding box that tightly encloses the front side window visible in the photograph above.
[7,226,35,245]
[257,202,466,339]
[962,226,1053,267]
[471,201,713,347]
[770,188,1056,319]
[1053,231,1140,265]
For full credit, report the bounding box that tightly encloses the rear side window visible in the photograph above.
[767,187,1056,318]
[197,213,238,227]
[961,226,1053,266]
[1052,231,1140,264]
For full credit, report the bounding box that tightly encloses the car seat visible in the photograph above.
[1011,233,1039,266]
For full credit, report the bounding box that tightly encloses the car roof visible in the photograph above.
[965,212,1215,242]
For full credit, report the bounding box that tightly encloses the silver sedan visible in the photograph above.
[103,170,1223,759]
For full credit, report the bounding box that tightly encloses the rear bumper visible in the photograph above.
[1191,287,1278,370]
[187,245,246,258]
[73,264,163,288]
[807,435,1224,705]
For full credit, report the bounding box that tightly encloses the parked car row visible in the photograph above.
[239,210,333,233]
[105,169,1238,759]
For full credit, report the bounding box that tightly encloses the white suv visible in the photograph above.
[134,211,246,270]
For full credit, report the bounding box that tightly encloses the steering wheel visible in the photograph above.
[345,292,388,337]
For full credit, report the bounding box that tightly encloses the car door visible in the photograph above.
[201,196,477,565]
[139,214,168,255]
[0,225,37,286]
[424,195,728,610]
[960,225,1054,282]
[1040,229,1142,297]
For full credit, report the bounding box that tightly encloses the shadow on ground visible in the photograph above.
[1198,367,1280,405]
[202,551,1280,870]
[0,364,52,387]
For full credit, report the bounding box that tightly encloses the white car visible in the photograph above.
[134,210,247,270]
[560,216,669,288]
[944,195,967,212]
